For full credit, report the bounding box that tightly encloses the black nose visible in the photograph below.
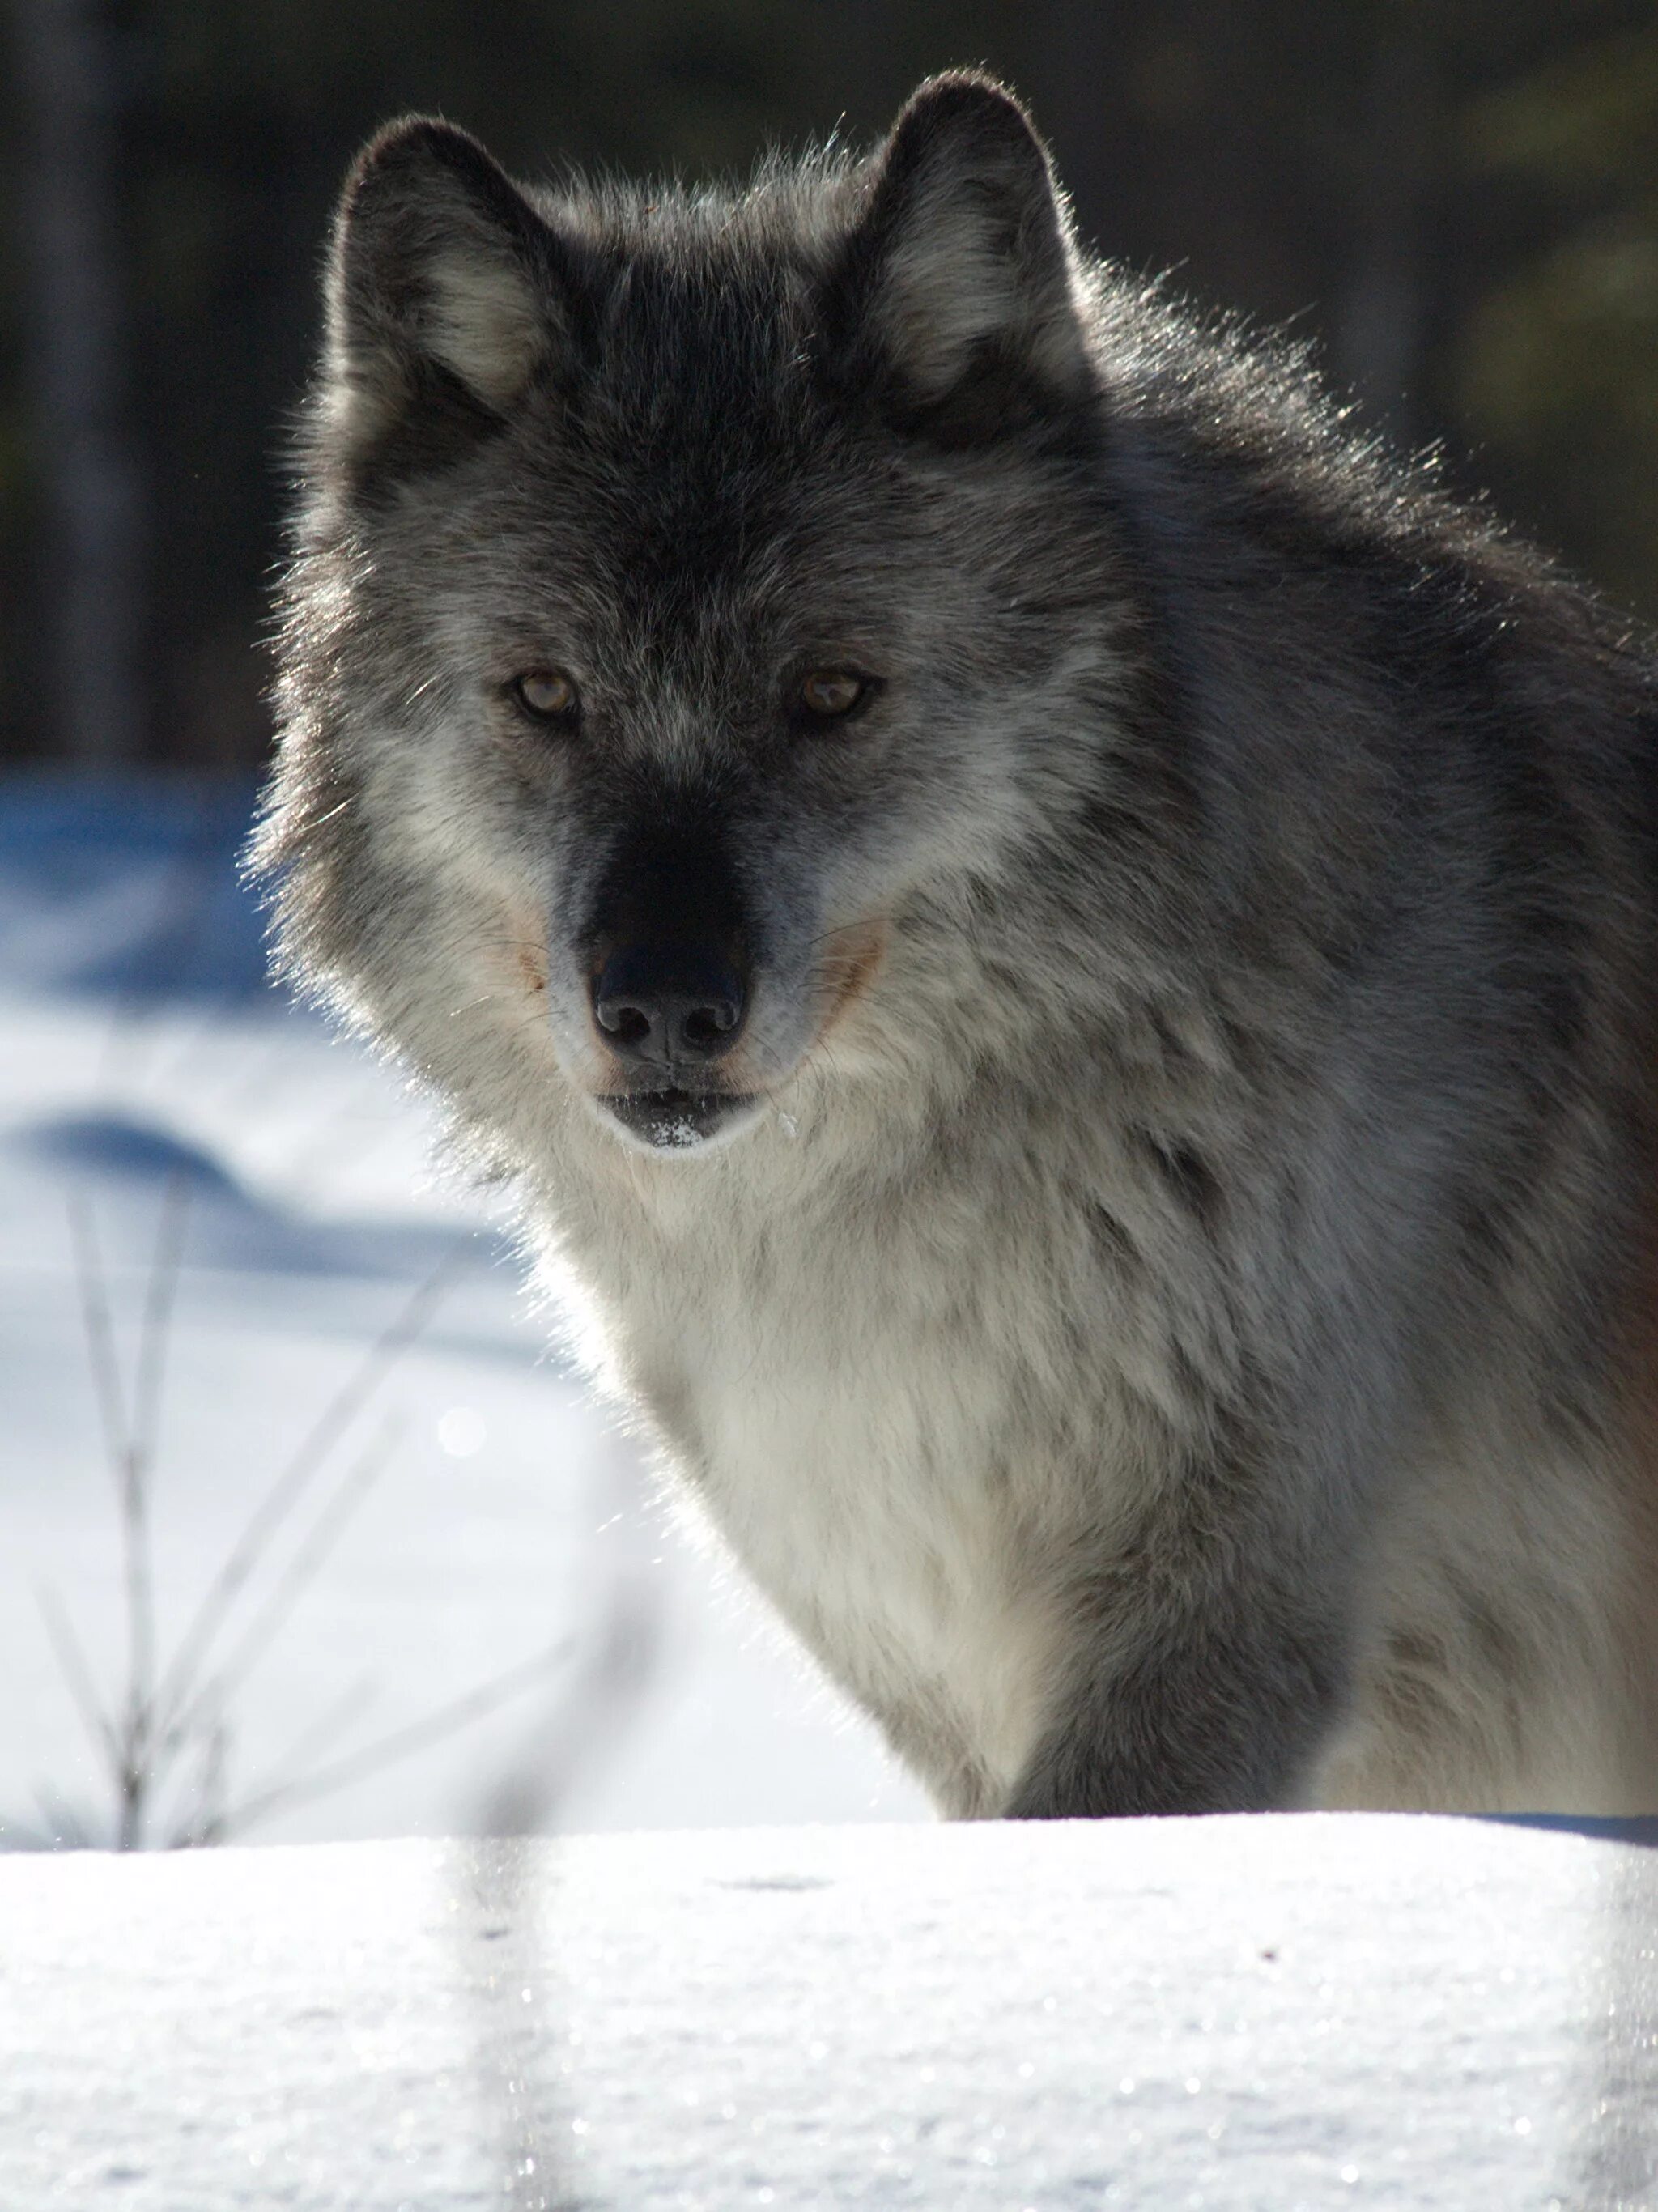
[592,942,747,1070]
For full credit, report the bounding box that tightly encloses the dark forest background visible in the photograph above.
[5,0,1658,769]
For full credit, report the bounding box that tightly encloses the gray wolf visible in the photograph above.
[255,73,1658,1817]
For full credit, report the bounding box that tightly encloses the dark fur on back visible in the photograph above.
[257,74,1658,1819]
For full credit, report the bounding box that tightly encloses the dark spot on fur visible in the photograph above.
[1087,1202,1138,1270]
[1375,1629,1459,1750]
[1133,1128,1222,1231]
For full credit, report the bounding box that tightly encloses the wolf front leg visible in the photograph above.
[1003,1564,1354,1819]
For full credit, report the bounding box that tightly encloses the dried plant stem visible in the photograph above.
[167,1416,402,1746]
[34,1580,116,1767]
[222,1639,572,1836]
[67,1179,188,1847]
[117,1172,188,1845]
[40,1194,520,1850]
[151,1246,469,1737]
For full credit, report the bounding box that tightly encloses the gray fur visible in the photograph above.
[255,74,1658,1818]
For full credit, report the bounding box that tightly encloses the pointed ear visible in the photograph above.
[319,118,572,478]
[825,74,1092,438]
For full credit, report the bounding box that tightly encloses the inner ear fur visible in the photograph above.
[824,73,1093,440]
[321,117,568,468]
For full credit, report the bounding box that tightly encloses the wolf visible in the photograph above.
[255,71,1658,1819]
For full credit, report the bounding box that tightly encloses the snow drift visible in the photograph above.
[3,1814,1656,2210]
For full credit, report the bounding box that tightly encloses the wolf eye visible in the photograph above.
[797,669,869,720]
[510,670,580,724]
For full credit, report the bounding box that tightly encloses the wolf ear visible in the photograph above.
[320,118,569,474]
[827,74,1091,437]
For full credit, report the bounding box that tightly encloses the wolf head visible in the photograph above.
[259,76,1158,1168]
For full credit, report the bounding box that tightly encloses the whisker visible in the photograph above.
[458,935,551,964]
[495,1008,567,1050]
[803,921,882,956]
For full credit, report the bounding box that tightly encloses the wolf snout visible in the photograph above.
[591,941,748,1071]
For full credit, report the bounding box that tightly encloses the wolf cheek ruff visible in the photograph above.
[257,74,1658,1819]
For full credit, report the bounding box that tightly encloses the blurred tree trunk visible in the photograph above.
[14,0,144,765]
[1333,9,1442,442]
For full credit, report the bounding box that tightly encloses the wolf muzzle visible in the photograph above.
[580,810,760,1146]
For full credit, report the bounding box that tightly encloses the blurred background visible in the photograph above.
[6,0,1658,772]
[2,0,1656,1848]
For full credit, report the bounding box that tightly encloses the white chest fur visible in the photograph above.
[546,1091,1214,1814]
[691,1292,1053,1806]
[569,1158,1085,1814]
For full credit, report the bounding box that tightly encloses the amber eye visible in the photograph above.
[511,669,580,723]
[798,669,869,720]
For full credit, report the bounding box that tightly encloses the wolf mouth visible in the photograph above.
[597,1087,759,1150]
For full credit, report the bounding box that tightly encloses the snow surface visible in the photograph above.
[3,1814,1656,2210]
[0,778,926,1846]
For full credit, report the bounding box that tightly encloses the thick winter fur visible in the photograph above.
[256,75,1658,1818]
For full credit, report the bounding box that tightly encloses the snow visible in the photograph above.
[2,1814,1656,2209]
[0,776,926,1846]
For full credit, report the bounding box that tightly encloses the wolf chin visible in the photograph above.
[256,73,1658,1818]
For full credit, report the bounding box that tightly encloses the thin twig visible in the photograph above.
[168,1418,402,1742]
[113,1172,191,1847]
[151,1248,469,1732]
[34,1581,117,1768]
[224,1673,378,1824]
[67,1196,130,1497]
[130,1170,189,1480]
[480,1579,661,1838]
[221,1640,571,1836]
[167,1718,232,1850]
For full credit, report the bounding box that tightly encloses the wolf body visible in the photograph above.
[257,75,1658,1817]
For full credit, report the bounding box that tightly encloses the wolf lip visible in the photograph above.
[597,1087,755,1149]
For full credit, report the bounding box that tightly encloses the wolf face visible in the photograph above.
[269,84,1146,1162]
[261,74,1658,1820]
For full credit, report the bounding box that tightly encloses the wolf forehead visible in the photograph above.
[315,77,1097,547]
[495,244,896,645]
[528,191,845,427]
[470,212,855,525]
[354,206,840,565]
